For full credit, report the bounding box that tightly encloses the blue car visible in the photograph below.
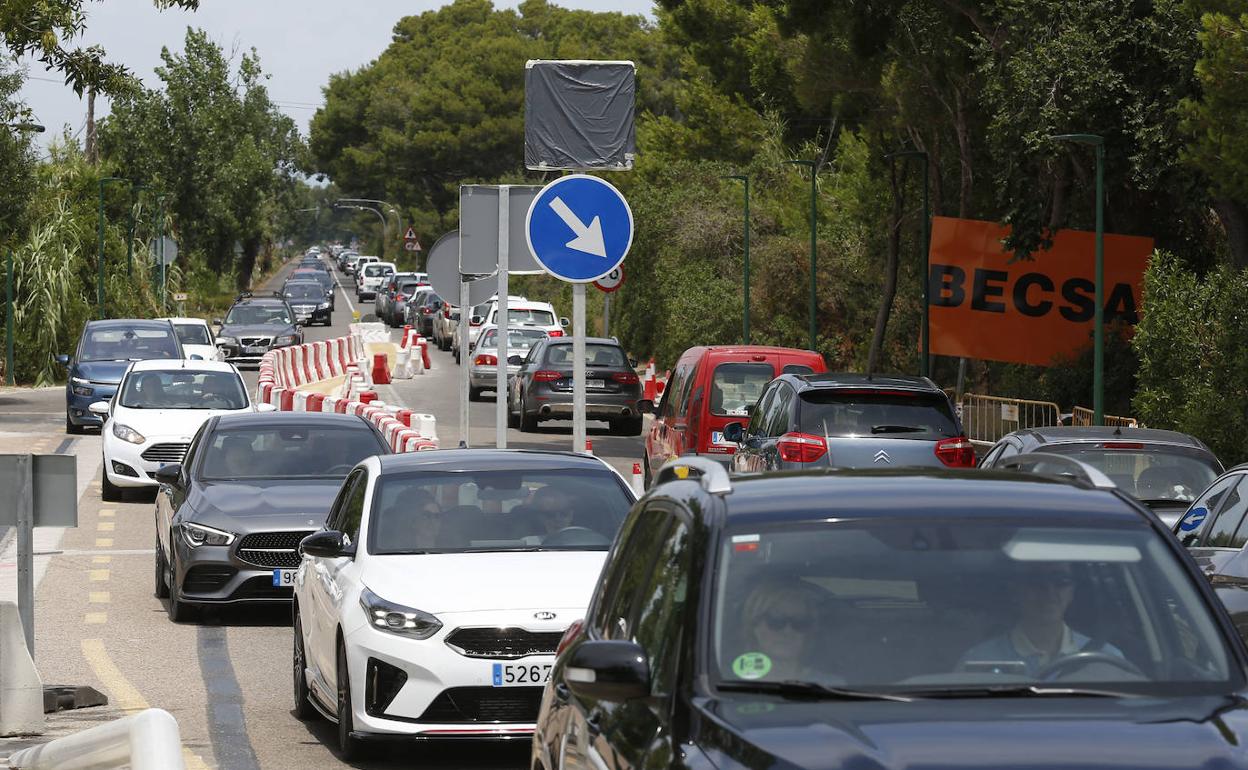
[58,319,183,434]
[535,460,1248,770]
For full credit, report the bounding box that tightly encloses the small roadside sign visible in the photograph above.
[593,266,624,293]
[404,226,417,242]
[404,241,419,252]
[172,292,188,302]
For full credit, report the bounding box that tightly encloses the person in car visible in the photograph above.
[201,377,237,409]
[959,562,1124,675]
[377,490,444,551]
[532,486,575,535]
[737,576,826,681]
[218,437,254,478]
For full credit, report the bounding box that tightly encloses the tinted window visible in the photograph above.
[711,363,774,417]
[119,369,246,410]
[797,390,958,439]
[781,363,815,375]
[363,264,393,277]
[746,384,776,436]
[199,424,384,480]
[224,305,291,326]
[504,308,555,326]
[173,324,211,346]
[1179,475,1240,546]
[657,365,687,419]
[544,343,627,368]
[283,283,323,301]
[328,469,365,531]
[713,519,1237,695]
[340,472,368,545]
[595,506,672,640]
[1040,444,1220,504]
[80,326,180,362]
[398,283,423,297]
[1203,478,1248,548]
[765,384,794,437]
[479,328,546,350]
[367,468,633,555]
[633,517,691,694]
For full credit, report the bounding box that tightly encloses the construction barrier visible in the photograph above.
[959,393,1060,446]
[6,708,186,770]
[1071,406,1139,428]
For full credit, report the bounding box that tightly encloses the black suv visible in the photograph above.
[534,458,1248,770]
[728,373,974,472]
[214,292,303,368]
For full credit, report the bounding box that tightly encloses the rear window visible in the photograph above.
[499,308,555,326]
[173,324,211,346]
[711,363,775,417]
[798,390,959,439]
[545,343,626,367]
[1040,444,1220,504]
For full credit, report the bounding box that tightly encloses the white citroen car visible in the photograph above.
[94,359,269,501]
[292,449,636,759]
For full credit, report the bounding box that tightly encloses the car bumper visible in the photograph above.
[340,607,577,737]
[526,387,639,421]
[469,366,520,389]
[173,525,316,604]
[292,308,331,325]
[66,383,118,426]
[101,432,192,489]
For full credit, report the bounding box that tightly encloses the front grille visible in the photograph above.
[182,565,235,594]
[418,686,543,724]
[445,628,563,659]
[141,442,189,463]
[236,531,311,569]
[240,337,271,347]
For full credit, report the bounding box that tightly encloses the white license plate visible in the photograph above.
[586,379,606,389]
[244,346,265,355]
[492,661,552,687]
[271,569,296,587]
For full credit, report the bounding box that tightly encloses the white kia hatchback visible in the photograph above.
[94,359,268,501]
[292,449,636,759]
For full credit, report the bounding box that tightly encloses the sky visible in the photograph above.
[17,0,656,151]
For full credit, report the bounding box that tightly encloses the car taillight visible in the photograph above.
[777,432,827,463]
[556,619,584,657]
[935,436,976,467]
[443,307,451,318]
[1099,442,1144,449]
[612,371,639,384]
[395,294,406,302]
[475,354,497,366]
[422,307,432,314]
[534,370,562,382]
[548,330,563,337]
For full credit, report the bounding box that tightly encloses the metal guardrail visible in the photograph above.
[6,708,186,770]
[959,393,1061,445]
[1071,406,1138,428]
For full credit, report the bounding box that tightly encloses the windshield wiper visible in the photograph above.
[904,685,1140,699]
[717,680,913,702]
[870,425,926,434]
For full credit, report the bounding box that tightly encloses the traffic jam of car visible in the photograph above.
[50,244,1248,767]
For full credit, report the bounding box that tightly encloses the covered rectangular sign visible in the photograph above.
[525,60,636,171]
[928,217,1153,367]
[0,454,77,528]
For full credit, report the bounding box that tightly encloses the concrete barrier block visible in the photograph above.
[0,602,44,737]
[293,391,311,412]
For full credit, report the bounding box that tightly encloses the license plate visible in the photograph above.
[586,379,606,389]
[244,346,265,355]
[297,315,310,323]
[492,661,552,687]
[271,569,296,587]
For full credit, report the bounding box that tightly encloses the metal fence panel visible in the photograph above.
[959,393,1061,445]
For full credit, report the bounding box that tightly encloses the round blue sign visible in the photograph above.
[1179,507,1208,532]
[525,174,633,283]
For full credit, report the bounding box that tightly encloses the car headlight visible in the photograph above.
[216,336,238,346]
[359,586,442,639]
[111,422,146,444]
[317,302,330,310]
[180,522,235,548]
[72,380,94,397]
[275,335,296,346]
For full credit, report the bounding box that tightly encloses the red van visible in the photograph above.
[642,345,827,487]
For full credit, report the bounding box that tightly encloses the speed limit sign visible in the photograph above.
[593,266,624,293]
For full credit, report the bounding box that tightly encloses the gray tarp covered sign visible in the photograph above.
[525,60,636,171]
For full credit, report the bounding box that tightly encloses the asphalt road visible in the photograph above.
[0,256,646,768]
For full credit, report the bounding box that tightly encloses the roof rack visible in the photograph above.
[654,456,733,495]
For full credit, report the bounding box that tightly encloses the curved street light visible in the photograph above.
[334,203,388,259]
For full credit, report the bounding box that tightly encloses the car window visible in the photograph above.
[781,363,815,375]
[796,390,958,440]
[224,305,292,326]
[328,469,366,531]
[657,365,686,419]
[479,328,546,350]
[677,365,699,416]
[712,518,1238,695]
[119,369,246,410]
[710,363,774,417]
[199,424,385,480]
[1039,444,1221,504]
[746,384,777,436]
[173,324,211,346]
[283,284,323,301]
[366,468,633,555]
[339,471,368,546]
[1201,478,1248,548]
[592,505,673,640]
[544,343,626,368]
[507,308,555,325]
[80,326,181,362]
[1179,475,1241,546]
[631,513,691,695]
[764,384,794,437]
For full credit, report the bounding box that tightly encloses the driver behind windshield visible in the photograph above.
[738,576,826,682]
[532,486,574,535]
[959,562,1124,675]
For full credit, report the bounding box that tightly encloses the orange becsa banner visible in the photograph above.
[928,216,1154,367]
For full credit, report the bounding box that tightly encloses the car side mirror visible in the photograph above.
[56,354,70,367]
[565,640,650,702]
[629,358,638,369]
[508,355,524,366]
[213,319,223,326]
[451,312,461,321]
[255,403,277,413]
[153,464,181,485]
[300,530,353,558]
[189,354,203,361]
[722,422,745,443]
[88,401,111,417]
[559,317,570,328]
[470,316,483,325]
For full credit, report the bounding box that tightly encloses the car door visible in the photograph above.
[731,383,777,473]
[514,340,543,411]
[309,469,366,680]
[647,363,689,476]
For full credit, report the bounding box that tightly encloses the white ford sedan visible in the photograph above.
[292,449,636,759]
[94,359,266,501]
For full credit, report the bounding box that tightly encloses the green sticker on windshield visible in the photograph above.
[732,652,772,680]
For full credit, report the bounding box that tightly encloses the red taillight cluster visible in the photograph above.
[777,432,828,463]
[935,436,976,467]
[548,330,564,337]
[475,354,498,366]
[556,619,585,657]
[612,371,639,384]
[395,294,406,302]
[443,307,451,318]
[422,307,432,314]
[533,370,562,382]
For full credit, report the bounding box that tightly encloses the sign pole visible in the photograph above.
[573,284,586,453]
[6,251,15,386]
[459,280,471,448]
[602,292,610,338]
[496,187,510,449]
[16,453,33,654]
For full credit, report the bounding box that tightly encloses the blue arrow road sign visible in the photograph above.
[525,174,633,283]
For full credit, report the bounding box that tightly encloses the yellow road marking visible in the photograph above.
[100,510,115,518]
[93,556,111,564]
[89,569,110,582]
[97,521,115,532]
[81,639,213,770]
[89,592,110,604]
[95,538,113,547]
[84,612,107,624]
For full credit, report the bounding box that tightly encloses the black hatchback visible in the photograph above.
[535,459,1248,770]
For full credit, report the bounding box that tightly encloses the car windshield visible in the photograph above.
[798,390,959,439]
[503,308,555,325]
[80,327,181,362]
[711,363,775,417]
[172,324,211,346]
[479,328,546,350]
[1039,444,1220,503]
[284,284,323,301]
[199,425,383,480]
[119,370,246,410]
[224,305,291,326]
[367,468,632,555]
[713,518,1238,697]
[545,343,626,367]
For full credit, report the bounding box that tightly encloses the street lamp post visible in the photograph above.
[97,176,128,320]
[722,175,751,344]
[1052,133,1105,425]
[4,121,45,385]
[126,183,145,275]
[784,160,819,351]
[336,201,390,259]
[885,150,931,378]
